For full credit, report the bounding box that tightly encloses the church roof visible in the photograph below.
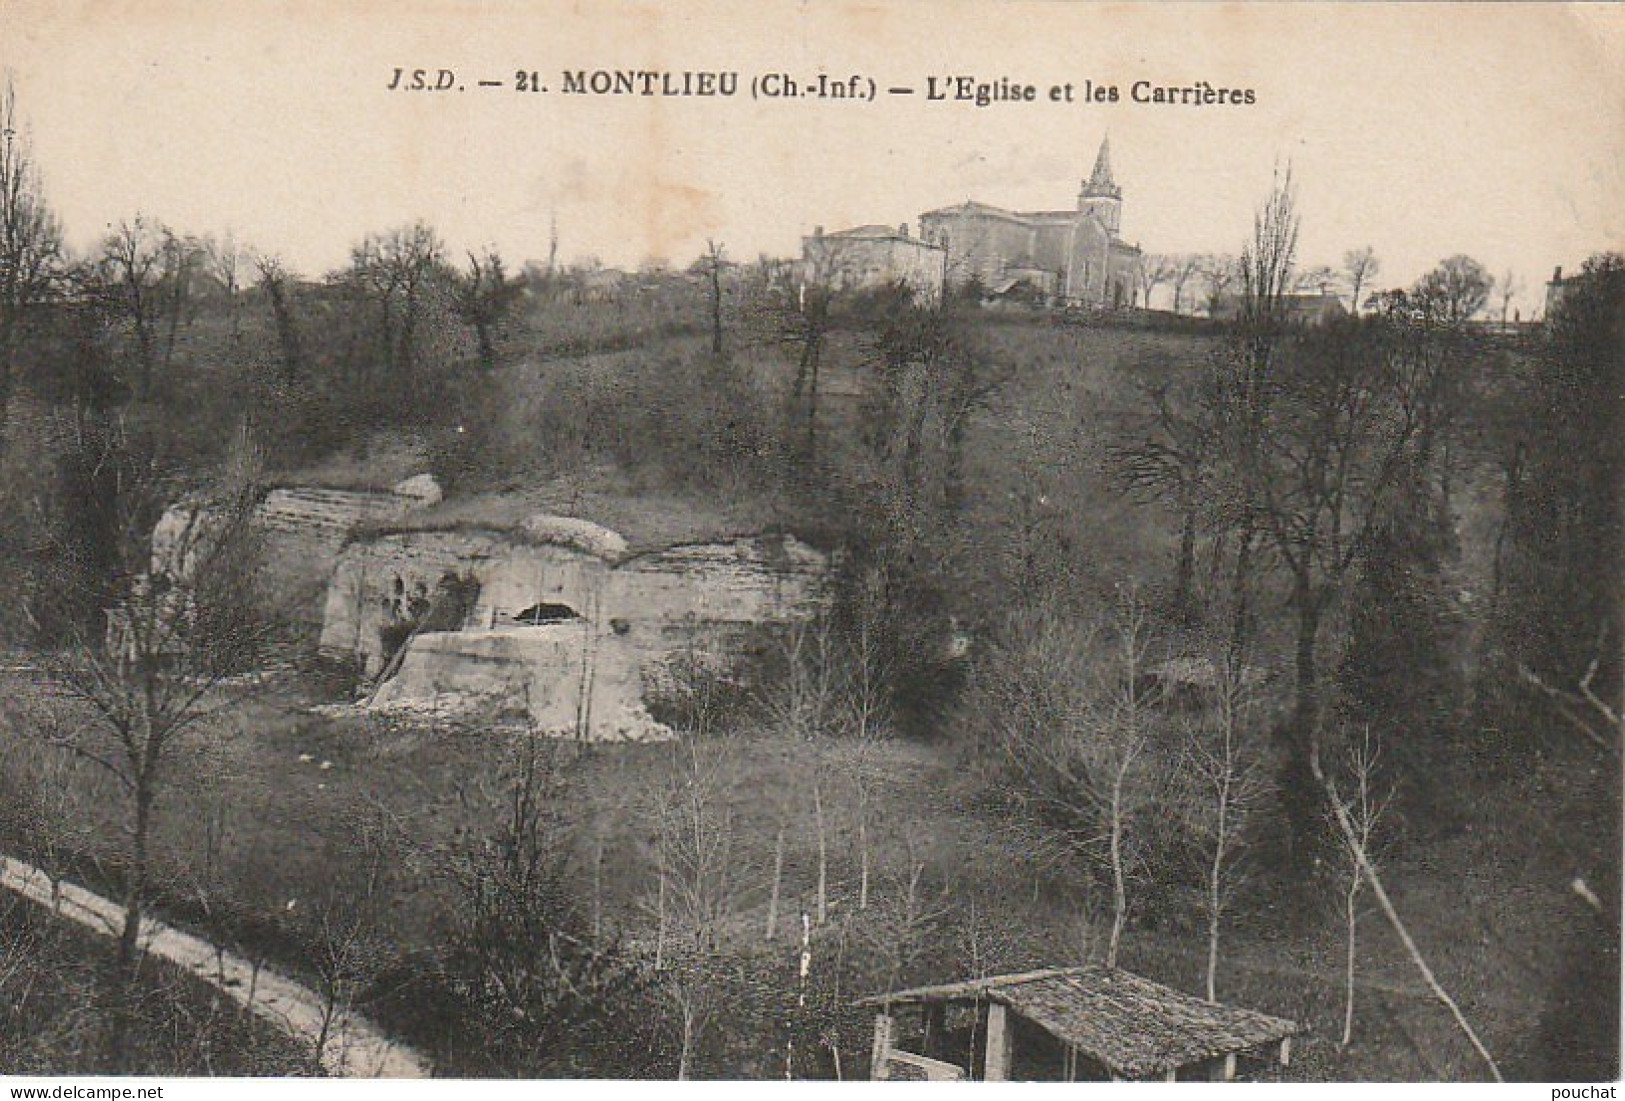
[823,223,907,239]
[919,199,1032,222]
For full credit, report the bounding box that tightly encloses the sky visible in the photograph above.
[3,1,1623,315]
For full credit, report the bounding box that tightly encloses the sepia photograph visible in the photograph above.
[0,0,1620,1088]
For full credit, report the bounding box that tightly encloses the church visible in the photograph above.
[917,136,1142,308]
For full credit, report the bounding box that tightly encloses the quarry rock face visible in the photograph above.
[370,624,670,742]
[318,519,831,740]
[152,480,438,626]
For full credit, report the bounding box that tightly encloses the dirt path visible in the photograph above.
[0,855,429,1078]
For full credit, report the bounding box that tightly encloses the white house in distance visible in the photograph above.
[801,222,947,305]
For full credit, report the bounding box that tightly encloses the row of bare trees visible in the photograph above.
[0,74,530,463]
[1139,243,1515,323]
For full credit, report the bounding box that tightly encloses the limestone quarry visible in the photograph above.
[319,519,830,740]
[154,475,832,741]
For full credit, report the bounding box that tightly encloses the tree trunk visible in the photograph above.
[1107,759,1128,968]
[1176,507,1198,621]
[1292,585,1320,734]
[1205,774,1228,1002]
[766,826,783,941]
[858,817,870,911]
[1341,875,1359,1046]
[678,1001,694,1080]
[814,781,828,926]
[134,314,155,400]
[655,869,666,970]
[708,271,724,358]
[1227,524,1256,667]
[119,779,153,971]
[1281,581,1324,857]
[1206,894,1221,1003]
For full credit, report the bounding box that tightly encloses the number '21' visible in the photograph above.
[516,70,542,92]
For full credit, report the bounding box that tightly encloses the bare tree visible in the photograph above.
[346,221,446,384]
[1169,253,1204,315]
[1328,726,1388,1046]
[699,239,728,358]
[1137,253,1176,310]
[786,235,857,456]
[252,253,303,381]
[1189,169,1462,851]
[1496,268,1523,331]
[649,738,742,1078]
[156,227,202,375]
[451,246,521,372]
[34,462,271,1062]
[442,736,644,1075]
[1098,588,1155,967]
[97,216,166,399]
[1183,656,1267,1002]
[866,298,1009,520]
[1110,375,1218,621]
[1199,252,1238,316]
[1238,164,1300,322]
[1342,246,1380,315]
[0,76,63,458]
[963,588,1159,969]
[860,835,954,993]
[204,231,244,339]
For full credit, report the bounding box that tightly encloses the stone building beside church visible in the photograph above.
[917,136,1142,308]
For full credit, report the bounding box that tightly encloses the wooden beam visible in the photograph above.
[984,1002,1013,1081]
[1279,1036,1293,1067]
[1224,1052,1237,1081]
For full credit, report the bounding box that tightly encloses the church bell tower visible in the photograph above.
[1077,135,1122,234]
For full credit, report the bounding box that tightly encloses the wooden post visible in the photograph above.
[1219,1052,1237,1081]
[1279,1036,1292,1067]
[870,1013,895,1080]
[922,1003,946,1059]
[984,1002,1013,1081]
[1164,1068,1178,1083]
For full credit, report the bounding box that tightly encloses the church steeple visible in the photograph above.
[1077,134,1123,233]
[1081,135,1121,201]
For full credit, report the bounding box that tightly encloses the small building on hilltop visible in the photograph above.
[858,967,1301,1082]
[802,222,946,305]
[1208,289,1348,326]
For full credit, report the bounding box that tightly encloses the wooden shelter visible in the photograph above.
[856,966,1302,1082]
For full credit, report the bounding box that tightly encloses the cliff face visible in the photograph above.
[317,521,831,737]
[152,481,439,628]
[370,624,667,742]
